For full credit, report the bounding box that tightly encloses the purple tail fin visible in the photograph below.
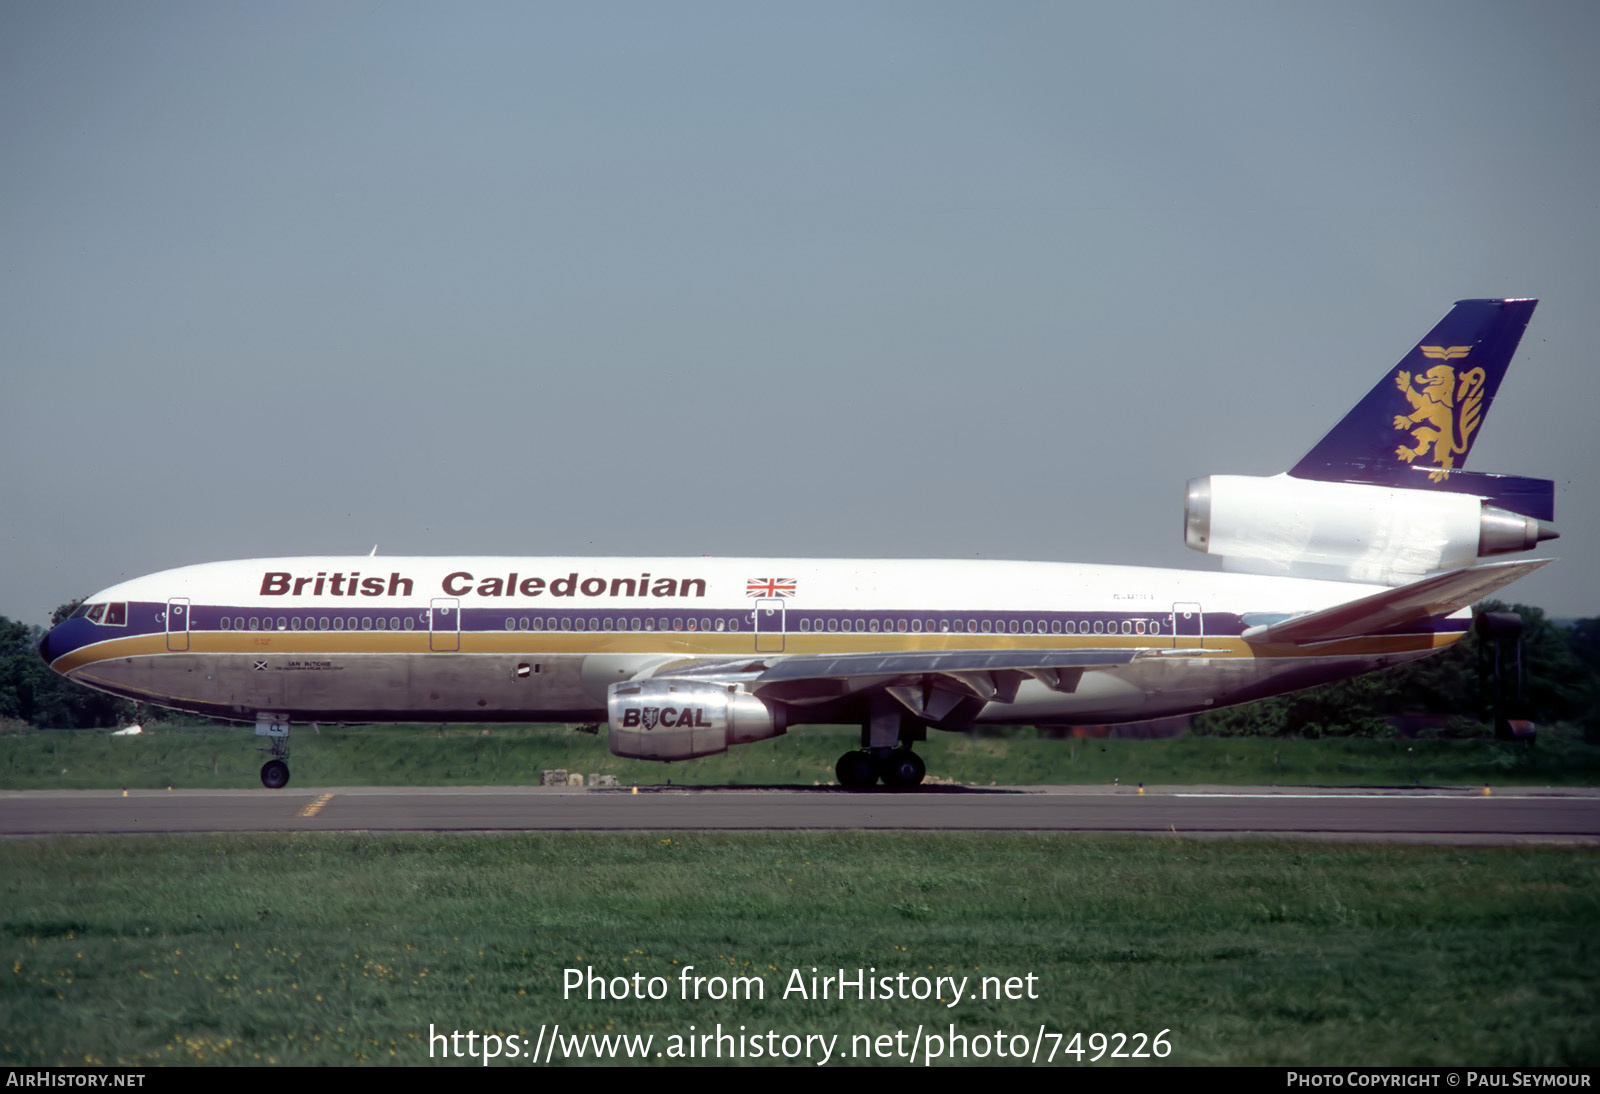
[1288,298,1551,521]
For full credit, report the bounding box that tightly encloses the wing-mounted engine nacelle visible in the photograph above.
[1185,474,1557,586]
[606,680,786,761]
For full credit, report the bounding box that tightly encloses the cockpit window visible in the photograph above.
[86,604,106,623]
[70,604,92,619]
[104,603,127,626]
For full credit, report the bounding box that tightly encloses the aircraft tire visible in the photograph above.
[261,759,290,790]
[878,748,926,790]
[835,751,879,790]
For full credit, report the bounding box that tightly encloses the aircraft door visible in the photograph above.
[430,598,461,652]
[754,599,785,653]
[1172,603,1203,650]
[165,598,191,651]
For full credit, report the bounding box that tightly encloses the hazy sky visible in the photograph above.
[4,1,1597,627]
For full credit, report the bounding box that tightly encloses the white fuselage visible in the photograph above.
[44,555,1464,729]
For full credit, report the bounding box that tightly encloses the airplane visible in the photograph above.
[38,299,1558,790]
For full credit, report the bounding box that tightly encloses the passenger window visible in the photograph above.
[981,620,992,634]
[332,618,343,631]
[602,618,614,632]
[869,619,880,633]
[1023,621,1033,634]
[291,617,302,631]
[715,619,724,632]
[673,618,683,631]
[912,620,923,633]
[504,618,516,631]
[347,618,357,631]
[1093,621,1103,634]
[1149,621,1160,635]
[1051,620,1061,634]
[631,618,641,630]
[728,618,739,632]
[403,617,415,630]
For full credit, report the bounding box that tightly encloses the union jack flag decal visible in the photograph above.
[746,577,797,598]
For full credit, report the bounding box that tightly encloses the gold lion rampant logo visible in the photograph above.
[1392,346,1485,481]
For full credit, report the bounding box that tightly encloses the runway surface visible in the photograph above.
[2,784,1597,843]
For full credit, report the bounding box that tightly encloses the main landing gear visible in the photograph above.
[835,747,926,790]
[836,696,928,789]
[256,713,291,789]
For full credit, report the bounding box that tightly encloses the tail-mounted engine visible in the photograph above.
[1185,474,1556,586]
[607,680,786,760]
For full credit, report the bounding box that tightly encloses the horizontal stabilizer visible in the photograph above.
[1242,558,1554,646]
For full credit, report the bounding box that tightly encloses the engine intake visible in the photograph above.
[607,680,786,760]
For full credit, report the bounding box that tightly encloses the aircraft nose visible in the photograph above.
[39,628,53,665]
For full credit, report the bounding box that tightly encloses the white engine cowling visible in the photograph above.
[607,680,786,760]
[1185,474,1554,585]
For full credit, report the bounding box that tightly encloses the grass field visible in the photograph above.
[2,832,1597,1067]
[4,722,1599,790]
[5,727,1596,1067]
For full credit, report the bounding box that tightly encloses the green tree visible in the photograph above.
[1193,602,1599,738]
[1,603,141,729]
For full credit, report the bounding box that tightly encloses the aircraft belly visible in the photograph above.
[968,653,1431,726]
[71,653,604,721]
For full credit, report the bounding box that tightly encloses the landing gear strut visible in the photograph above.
[256,713,291,789]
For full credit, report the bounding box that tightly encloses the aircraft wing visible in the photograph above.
[650,647,1145,709]
[1241,558,1554,646]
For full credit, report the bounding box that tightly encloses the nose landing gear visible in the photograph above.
[256,713,291,789]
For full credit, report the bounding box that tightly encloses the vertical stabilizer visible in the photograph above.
[1290,299,1537,481]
